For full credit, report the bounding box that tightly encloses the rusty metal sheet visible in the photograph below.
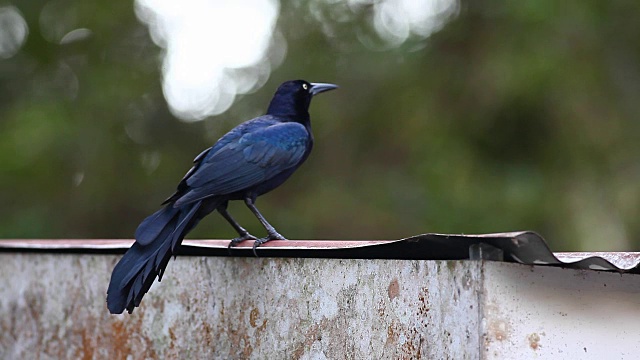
[2,231,640,274]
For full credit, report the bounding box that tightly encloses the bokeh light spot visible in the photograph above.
[0,6,28,59]
[135,0,282,122]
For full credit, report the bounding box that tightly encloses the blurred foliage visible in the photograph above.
[1,0,639,251]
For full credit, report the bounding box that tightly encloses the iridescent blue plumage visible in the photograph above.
[176,118,311,204]
[107,80,337,314]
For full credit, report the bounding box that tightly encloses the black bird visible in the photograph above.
[107,80,338,314]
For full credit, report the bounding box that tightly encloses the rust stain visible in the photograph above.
[200,321,215,349]
[377,299,386,317]
[249,307,260,327]
[249,307,268,332]
[528,333,541,350]
[227,326,250,357]
[242,343,254,358]
[385,323,398,346]
[417,287,430,321]
[225,304,258,359]
[483,303,510,347]
[291,320,328,359]
[108,314,158,360]
[79,329,94,360]
[384,320,423,358]
[110,320,132,359]
[169,327,177,351]
[487,319,509,342]
[400,327,422,358]
[388,278,400,300]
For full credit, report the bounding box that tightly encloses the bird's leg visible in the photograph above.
[244,196,287,256]
[244,197,287,240]
[217,204,257,248]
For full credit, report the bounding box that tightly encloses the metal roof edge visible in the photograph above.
[1,232,639,273]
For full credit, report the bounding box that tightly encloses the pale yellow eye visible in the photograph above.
[302,83,308,90]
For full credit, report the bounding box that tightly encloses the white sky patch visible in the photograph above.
[135,0,280,121]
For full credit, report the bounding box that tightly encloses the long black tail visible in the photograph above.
[107,200,204,314]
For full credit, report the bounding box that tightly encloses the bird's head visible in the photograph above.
[267,80,338,118]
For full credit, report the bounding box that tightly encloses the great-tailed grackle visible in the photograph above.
[107,80,338,314]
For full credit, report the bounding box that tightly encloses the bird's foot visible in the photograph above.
[252,232,287,257]
[228,233,259,249]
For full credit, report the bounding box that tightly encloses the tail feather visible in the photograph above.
[135,206,180,246]
[107,200,204,314]
[117,209,181,290]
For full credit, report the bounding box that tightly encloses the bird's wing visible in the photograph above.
[161,147,211,205]
[173,122,309,206]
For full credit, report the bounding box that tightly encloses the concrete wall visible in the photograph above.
[1,253,639,359]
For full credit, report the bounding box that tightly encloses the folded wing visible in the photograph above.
[174,122,310,207]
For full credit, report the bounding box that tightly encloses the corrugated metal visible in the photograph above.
[2,231,639,273]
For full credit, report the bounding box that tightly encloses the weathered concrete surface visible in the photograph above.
[1,253,639,359]
[481,264,640,359]
[1,254,480,359]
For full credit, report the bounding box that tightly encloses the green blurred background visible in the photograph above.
[1,0,638,251]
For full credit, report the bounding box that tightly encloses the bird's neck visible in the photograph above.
[266,96,311,121]
[272,114,311,127]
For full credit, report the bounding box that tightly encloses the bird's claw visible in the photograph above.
[252,233,287,257]
[228,233,259,249]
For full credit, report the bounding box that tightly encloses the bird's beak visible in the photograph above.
[309,82,339,96]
